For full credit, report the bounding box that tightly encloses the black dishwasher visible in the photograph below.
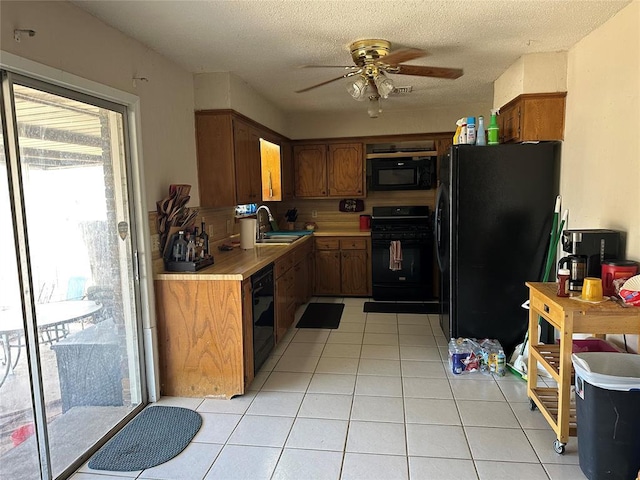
[252,265,275,373]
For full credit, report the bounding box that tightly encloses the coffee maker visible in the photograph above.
[561,229,623,278]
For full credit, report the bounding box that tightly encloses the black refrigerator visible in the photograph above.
[435,142,561,355]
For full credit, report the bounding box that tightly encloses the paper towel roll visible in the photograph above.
[240,218,256,249]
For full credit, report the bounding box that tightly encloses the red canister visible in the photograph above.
[359,214,371,231]
[601,260,639,296]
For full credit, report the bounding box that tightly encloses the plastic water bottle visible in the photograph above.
[476,116,487,146]
[496,349,506,377]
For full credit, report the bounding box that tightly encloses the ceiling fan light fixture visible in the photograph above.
[373,71,394,99]
[367,96,381,118]
[347,75,369,101]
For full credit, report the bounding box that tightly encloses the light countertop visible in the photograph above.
[154,230,370,281]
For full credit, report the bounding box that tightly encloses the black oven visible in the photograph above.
[252,265,274,373]
[370,157,435,191]
[371,206,433,301]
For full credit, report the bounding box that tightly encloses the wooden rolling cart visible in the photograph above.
[525,282,640,454]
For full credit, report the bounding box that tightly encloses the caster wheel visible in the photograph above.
[553,439,565,454]
[528,398,537,411]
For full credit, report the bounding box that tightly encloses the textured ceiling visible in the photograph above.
[71,0,630,115]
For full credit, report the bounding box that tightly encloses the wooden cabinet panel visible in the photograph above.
[341,250,369,296]
[294,142,364,198]
[233,119,261,204]
[315,250,342,295]
[499,93,566,143]
[242,278,254,386]
[294,144,327,197]
[314,236,371,296]
[340,238,368,250]
[281,140,294,200]
[275,270,290,342]
[500,103,521,143]
[316,238,340,250]
[195,113,236,208]
[327,143,364,196]
[155,279,245,398]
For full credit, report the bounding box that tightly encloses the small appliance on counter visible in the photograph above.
[561,229,623,278]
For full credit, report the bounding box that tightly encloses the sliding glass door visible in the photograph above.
[0,71,145,479]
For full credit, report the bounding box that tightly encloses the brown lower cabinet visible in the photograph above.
[154,278,252,399]
[314,236,371,296]
[275,239,313,342]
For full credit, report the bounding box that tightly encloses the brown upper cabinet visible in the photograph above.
[233,119,262,204]
[498,92,566,143]
[294,142,364,198]
[195,111,286,208]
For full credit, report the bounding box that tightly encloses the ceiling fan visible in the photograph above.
[296,39,463,117]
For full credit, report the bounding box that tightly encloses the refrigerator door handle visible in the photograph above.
[435,183,448,272]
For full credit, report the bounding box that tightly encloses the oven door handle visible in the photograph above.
[371,238,425,247]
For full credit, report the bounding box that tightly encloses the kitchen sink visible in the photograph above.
[255,235,302,246]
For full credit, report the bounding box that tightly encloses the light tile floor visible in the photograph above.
[72,297,587,480]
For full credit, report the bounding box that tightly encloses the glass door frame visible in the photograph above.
[1,52,157,479]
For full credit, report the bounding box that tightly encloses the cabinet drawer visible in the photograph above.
[275,254,294,278]
[315,238,340,250]
[340,238,367,250]
[530,293,563,326]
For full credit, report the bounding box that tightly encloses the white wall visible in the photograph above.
[494,52,568,109]
[0,1,199,209]
[564,0,639,351]
[563,0,639,261]
[286,102,493,139]
[194,72,288,135]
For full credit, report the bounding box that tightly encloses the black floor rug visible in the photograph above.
[296,303,344,329]
[364,302,439,314]
[88,406,202,471]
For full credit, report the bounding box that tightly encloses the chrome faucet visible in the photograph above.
[255,205,275,240]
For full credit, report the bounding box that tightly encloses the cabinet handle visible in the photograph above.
[543,304,550,313]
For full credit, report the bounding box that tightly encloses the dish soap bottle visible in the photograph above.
[488,109,500,145]
[476,115,487,146]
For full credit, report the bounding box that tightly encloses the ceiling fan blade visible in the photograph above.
[299,65,359,70]
[395,64,463,79]
[378,48,427,66]
[295,71,360,93]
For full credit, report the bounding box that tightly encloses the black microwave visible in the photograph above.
[369,157,435,191]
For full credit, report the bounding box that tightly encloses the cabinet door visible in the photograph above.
[314,250,341,295]
[275,269,289,343]
[281,140,295,200]
[500,103,521,143]
[520,95,566,141]
[327,143,364,197]
[294,144,327,197]
[234,120,261,204]
[195,113,237,208]
[341,250,369,296]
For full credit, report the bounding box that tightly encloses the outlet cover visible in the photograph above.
[226,219,232,234]
[209,225,214,237]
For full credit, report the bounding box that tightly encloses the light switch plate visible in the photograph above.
[312,210,318,218]
[226,220,233,234]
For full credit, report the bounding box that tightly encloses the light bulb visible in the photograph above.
[373,71,394,99]
[367,97,381,118]
[347,75,369,101]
